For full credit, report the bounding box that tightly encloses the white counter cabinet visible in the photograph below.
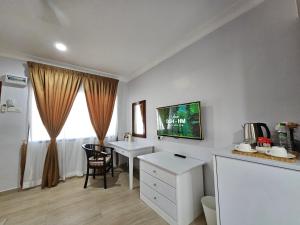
[213,150,300,225]
[138,151,205,225]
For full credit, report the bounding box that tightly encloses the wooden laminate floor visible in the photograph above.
[0,169,206,225]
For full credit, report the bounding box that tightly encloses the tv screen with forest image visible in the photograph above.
[156,101,203,140]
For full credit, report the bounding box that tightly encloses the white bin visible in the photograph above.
[201,196,217,225]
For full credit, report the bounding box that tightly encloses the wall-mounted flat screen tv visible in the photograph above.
[156,101,203,140]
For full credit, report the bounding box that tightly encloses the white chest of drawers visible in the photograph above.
[138,152,205,225]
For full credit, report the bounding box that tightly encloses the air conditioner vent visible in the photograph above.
[2,74,27,88]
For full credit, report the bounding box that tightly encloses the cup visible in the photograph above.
[266,146,288,157]
[235,143,252,152]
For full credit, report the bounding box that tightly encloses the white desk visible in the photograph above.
[109,141,154,190]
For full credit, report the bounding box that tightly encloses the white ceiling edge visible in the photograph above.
[0,49,124,82]
[129,0,265,81]
[297,0,300,17]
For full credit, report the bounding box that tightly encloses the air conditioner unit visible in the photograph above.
[2,74,27,88]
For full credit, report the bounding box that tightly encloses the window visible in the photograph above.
[30,87,118,141]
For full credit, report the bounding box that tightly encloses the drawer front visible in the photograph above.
[140,171,176,203]
[141,182,177,220]
[140,161,176,187]
[115,147,129,157]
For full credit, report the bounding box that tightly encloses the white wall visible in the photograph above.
[127,0,300,195]
[0,57,28,192]
[117,81,129,141]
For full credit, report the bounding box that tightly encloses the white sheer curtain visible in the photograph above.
[23,86,118,188]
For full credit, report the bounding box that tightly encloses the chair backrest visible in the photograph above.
[82,144,105,160]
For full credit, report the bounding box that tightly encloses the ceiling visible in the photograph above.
[0,0,263,81]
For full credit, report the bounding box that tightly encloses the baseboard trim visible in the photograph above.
[0,187,19,196]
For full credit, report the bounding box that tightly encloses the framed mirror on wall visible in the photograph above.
[132,100,146,138]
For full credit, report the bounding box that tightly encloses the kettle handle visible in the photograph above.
[257,123,271,138]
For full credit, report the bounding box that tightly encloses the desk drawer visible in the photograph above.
[115,147,129,157]
[141,182,177,220]
[140,171,176,203]
[141,161,176,187]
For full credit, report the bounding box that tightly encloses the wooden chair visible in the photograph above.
[81,144,114,189]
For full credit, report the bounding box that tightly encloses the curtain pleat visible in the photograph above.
[83,75,118,144]
[19,141,28,189]
[28,62,82,188]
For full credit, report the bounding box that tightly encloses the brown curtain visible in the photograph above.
[20,119,30,190]
[19,140,27,189]
[28,62,82,188]
[83,75,118,144]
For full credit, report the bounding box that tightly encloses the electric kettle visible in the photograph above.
[243,123,271,144]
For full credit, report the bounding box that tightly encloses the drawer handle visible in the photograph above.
[153,170,156,173]
[153,196,157,200]
[153,183,157,187]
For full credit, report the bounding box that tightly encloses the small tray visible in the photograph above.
[234,149,257,153]
[232,150,299,163]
